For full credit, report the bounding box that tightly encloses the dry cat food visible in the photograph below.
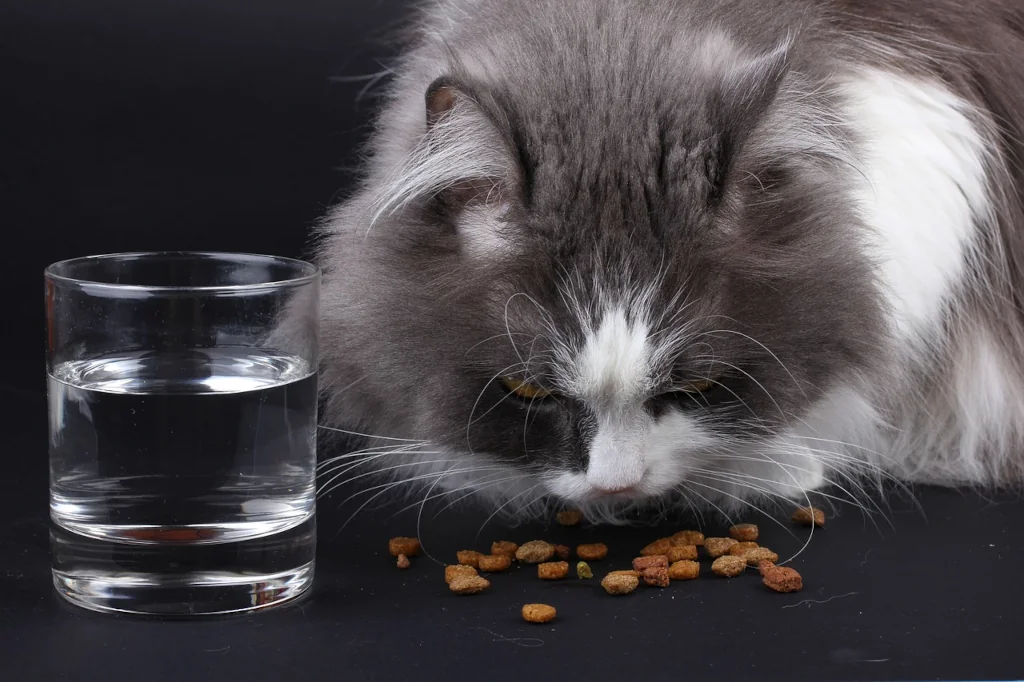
[445,564,479,584]
[538,561,570,580]
[576,543,608,561]
[762,565,803,593]
[632,555,669,571]
[522,603,557,623]
[703,537,738,558]
[556,509,583,526]
[456,550,484,568]
[396,554,411,569]
[606,569,640,578]
[743,547,779,566]
[792,506,826,527]
[490,540,519,558]
[516,540,556,563]
[601,572,640,595]
[671,530,705,546]
[668,560,700,580]
[449,575,491,595]
[711,555,748,577]
[667,544,698,562]
[640,538,674,556]
[729,524,759,542]
[642,566,670,587]
[388,537,422,557]
[728,541,760,557]
[576,561,593,579]
[554,544,571,560]
[477,554,512,572]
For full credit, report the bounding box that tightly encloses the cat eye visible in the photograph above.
[678,378,716,393]
[500,376,552,400]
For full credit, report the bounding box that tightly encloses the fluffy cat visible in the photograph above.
[310,0,1024,520]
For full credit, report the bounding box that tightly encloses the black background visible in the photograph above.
[2,2,1022,680]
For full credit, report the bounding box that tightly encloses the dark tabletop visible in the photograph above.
[2,1,1022,680]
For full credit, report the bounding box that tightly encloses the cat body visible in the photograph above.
[312,0,1024,517]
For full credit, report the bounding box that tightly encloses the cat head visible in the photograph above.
[315,1,887,517]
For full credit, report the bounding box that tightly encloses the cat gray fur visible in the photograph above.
[308,0,1024,519]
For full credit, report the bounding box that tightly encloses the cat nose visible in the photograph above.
[592,484,638,496]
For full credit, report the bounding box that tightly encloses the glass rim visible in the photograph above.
[44,251,320,293]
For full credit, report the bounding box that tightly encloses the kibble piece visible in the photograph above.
[449,575,490,594]
[743,547,780,567]
[576,543,608,561]
[516,540,555,564]
[756,561,775,577]
[601,573,640,595]
[667,544,698,562]
[554,544,571,560]
[729,523,759,542]
[704,537,739,558]
[445,564,479,584]
[490,540,519,558]
[792,506,826,527]
[711,555,747,577]
[668,560,700,581]
[640,538,674,556]
[632,555,669,571]
[388,537,422,557]
[477,554,512,572]
[671,530,705,546]
[556,509,583,526]
[762,565,804,593]
[538,561,570,580]
[606,569,641,578]
[728,541,760,557]
[642,566,670,587]
[522,603,557,623]
[576,561,593,579]
[396,554,411,569]
[456,550,484,567]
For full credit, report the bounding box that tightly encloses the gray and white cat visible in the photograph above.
[310,0,1024,520]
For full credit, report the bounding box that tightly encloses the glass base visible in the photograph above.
[52,560,314,616]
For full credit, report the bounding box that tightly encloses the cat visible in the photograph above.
[308,0,1024,521]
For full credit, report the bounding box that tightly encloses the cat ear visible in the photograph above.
[369,76,516,240]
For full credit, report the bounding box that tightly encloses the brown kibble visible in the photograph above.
[744,547,780,566]
[792,506,826,527]
[388,536,421,557]
[640,538,674,556]
[632,555,669,571]
[396,554,411,569]
[606,569,641,578]
[490,540,519,558]
[456,550,484,567]
[728,541,760,557]
[704,537,739,558]
[668,560,700,580]
[576,561,593,579]
[671,530,705,546]
[601,573,640,595]
[516,540,555,563]
[642,566,670,587]
[556,509,583,526]
[667,544,698,562]
[449,575,490,594]
[554,544,571,560]
[711,555,747,577]
[729,523,759,542]
[756,561,775,577]
[522,603,557,623]
[762,565,804,593]
[538,561,570,580]
[445,564,478,584]
[576,543,609,561]
[477,554,512,572]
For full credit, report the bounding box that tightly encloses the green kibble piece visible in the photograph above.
[576,561,593,579]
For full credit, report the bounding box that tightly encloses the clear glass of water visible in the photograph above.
[45,252,319,616]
